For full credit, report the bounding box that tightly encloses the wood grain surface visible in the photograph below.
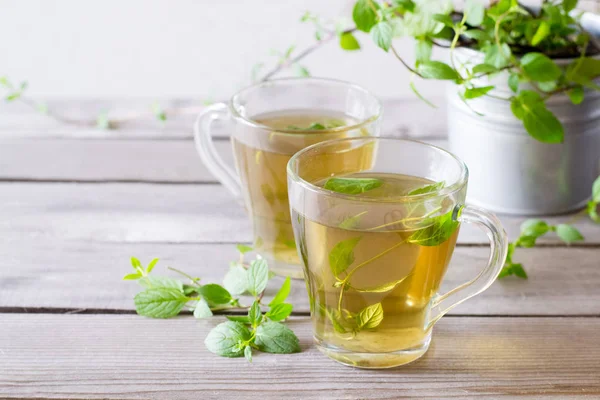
[2,99,599,399]
[1,314,599,399]
[1,241,599,316]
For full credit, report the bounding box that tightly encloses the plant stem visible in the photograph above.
[168,267,201,286]
[390,45,424,78]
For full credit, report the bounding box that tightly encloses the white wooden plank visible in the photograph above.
[0,98,447,139]
[1,182,599,245]
[1,240,599,316]
[1,314,599,399]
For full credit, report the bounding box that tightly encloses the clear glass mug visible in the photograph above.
[194,78,382,278]
[287,138,508,368]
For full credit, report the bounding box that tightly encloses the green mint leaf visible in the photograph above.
[324,177,383,194]
[587,201,599,223]
[508,73,520,93]
[592,176,600,203]
[205,321,252,357]
[520,219,549,237]
[329,237,361,277]
[236,244,253,254]
[520,53,562,82]
[510,91,564,143]
[432,14,454,28]
[350,278,407,293]
[146,258,159,274]
[326,309,348,333]
[246,257,269,297]
[408,210,459,246]
[353,0,379,32]
[223,263,248,296]
[340,32,361,50]
[555,224,584,244]
[371,21,393,52]
[266,303,293,322]
[5,93,21,101]
[294,65,311,77]
[531,21,550,46]
[248,300,263,327]
[511,263,528,279]
[462,29,490,41]
[567,86,585,105]
[465,0,485,26]
[408,181,444,196]
[244,345,253,362]
[255,321,301,354]
[498,264,513,279]
[138,275,184,292]
[415,39,432,63]
[566,58,600,85]
[356,302,384,330]
[417,61,460,81]
[563,0,578,12]
[464,85,494,100]
[484,43,511,69]
[183,284,198,296]
[193,298,213,319]
[269,276,291,306]
[472,63,497,75]
[339,211,368,230]
[517,235,537,248]
[134,288,188,318]
[123,273,142,280]
[131,257,142,269]
[199,284,233,305]
[227,315,251,323]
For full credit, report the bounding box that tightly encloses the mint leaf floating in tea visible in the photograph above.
[287,120,345,130]
[205,321,252,358]
[408,210,460,247]
[255,321,301,354]
[349,277,408,293]
[324,177,383,195]
[329,236,361,277]
[356,302,384,330]
[339,211,368,229]
[407,181,445,196]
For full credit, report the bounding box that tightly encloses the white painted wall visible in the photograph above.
[2,1,598,100]
[0,0,445,100]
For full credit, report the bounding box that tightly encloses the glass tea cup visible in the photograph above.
[194,78,382,278]
[287,137,508,368]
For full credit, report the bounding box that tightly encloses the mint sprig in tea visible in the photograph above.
[232,110,373,278]
[291,172,460,367]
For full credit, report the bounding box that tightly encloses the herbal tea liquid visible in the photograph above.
[291,173,459,367]
[232,110,371,277]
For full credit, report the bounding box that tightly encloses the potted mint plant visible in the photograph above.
[341,0,600,215]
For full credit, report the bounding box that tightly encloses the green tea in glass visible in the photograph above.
[287,138,508,368]
[194,78,382,278]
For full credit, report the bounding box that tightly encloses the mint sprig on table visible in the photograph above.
[123,245,299,361]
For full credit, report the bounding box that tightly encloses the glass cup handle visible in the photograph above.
[428,205,508,327]
[193,102,242,200]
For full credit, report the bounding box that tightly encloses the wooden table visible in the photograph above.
[1,99,599,399]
